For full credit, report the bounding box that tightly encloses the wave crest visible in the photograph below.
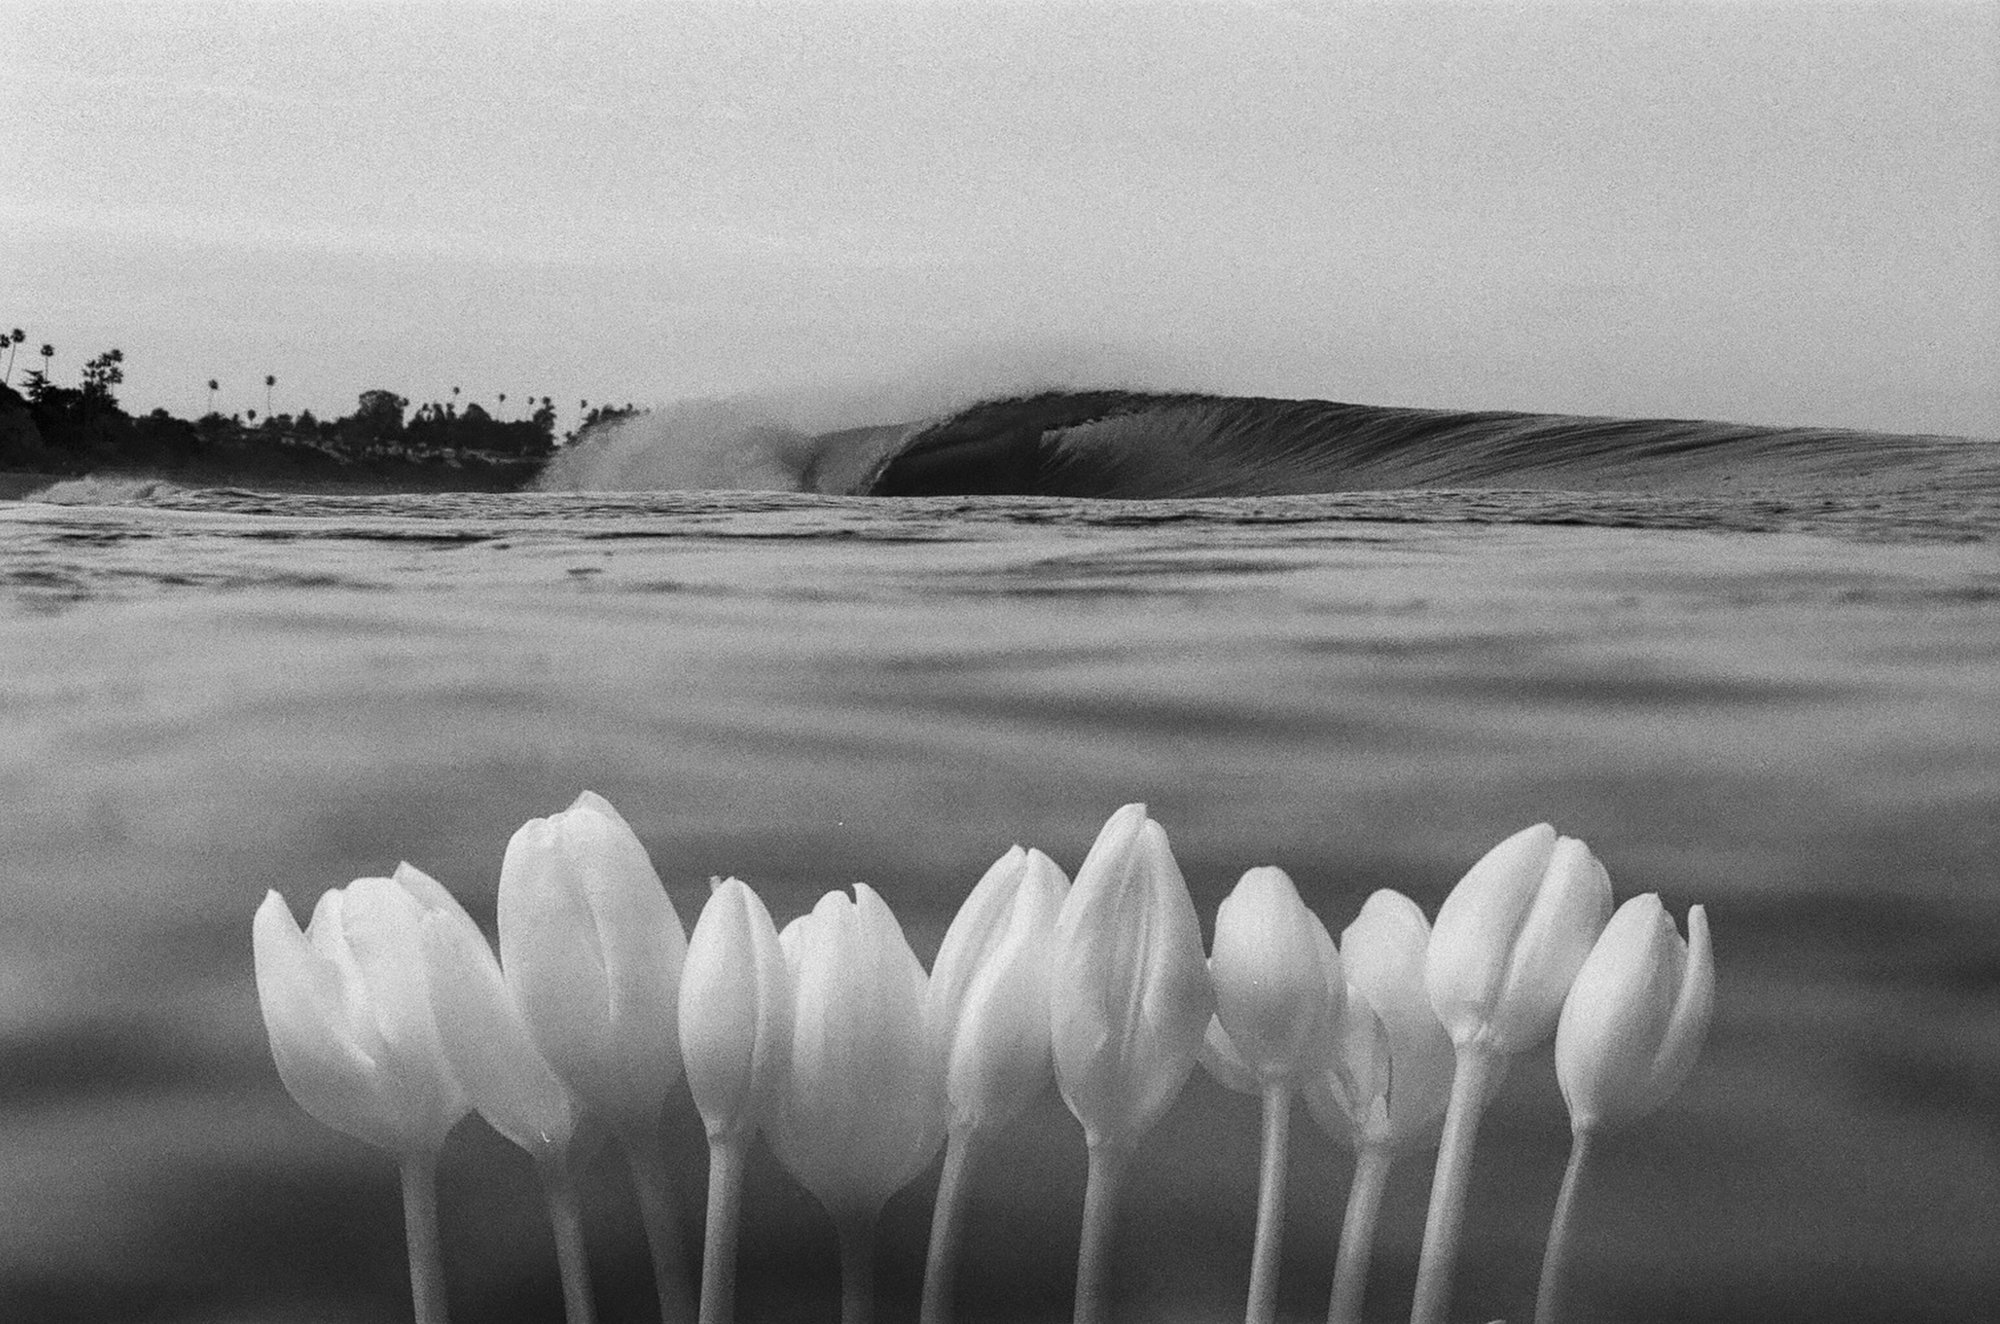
[865,391,1986,499]
[532,385,1989,500]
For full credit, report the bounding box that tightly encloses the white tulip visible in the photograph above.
[1413,825,1615,1324]
[253,865,469,1157]
[767,883,945,1324]
[768,884,945,1220]
[251,862,480,1324]
[680,876,793,1324]
[499,791,688,1135]
[1426,824,1613,1056]
[922,846,1069,1324]
[1048,804,1213,1324]
[1301,890,1458,1324]
[681,876,793,1142]
[929,845,1070,1134]
[1537,897,1715,1324]
[1209,866,1341,1088]
[1305,889,1457,1152]
[1048,804,1213,1152]
[1206,865,1341,1324]
[1556,895,1714,1134]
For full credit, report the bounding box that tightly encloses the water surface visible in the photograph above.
[1,481,1995,1322]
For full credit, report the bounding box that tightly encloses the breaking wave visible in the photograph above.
[18,475,190,505]
[540,389,1992,501]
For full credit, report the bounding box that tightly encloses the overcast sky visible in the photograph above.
[5,2,1996,437]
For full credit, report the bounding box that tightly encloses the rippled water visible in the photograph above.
[1,483,1995,1322]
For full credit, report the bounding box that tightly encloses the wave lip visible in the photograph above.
[860,390,1986,500]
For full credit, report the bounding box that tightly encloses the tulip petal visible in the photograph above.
[338,880,443,1068]
[1491,837,1614,1052]
[1426,824,1557,1044]
[1428,825,1614,1056]
[500,815,614,1063]
[253,891,405,1152]
[929,847,1031,1060]
[304,888,370,1012]
[1302,986,1392,1146]
[1198,1014,1262,1096]
[391,860,467,917]
[1341,890,1432,1009]
[931,846,1069,1132]
[1647,903,1714,1106]
[1342,890,1455,1144]
[562,794,687,1092]
[421,905,578,1155]
[332,876,467,1145]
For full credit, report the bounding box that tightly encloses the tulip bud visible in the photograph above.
[1049,804,1214,1152]
[1556,896,1714,1133]
[1202,904,1341,1094]
[253,866,471,1157]
[420,895,580,1157]
[498,791,688,1136]
[767,884,946,1223]
[1209,866,1341,1088]
[680,876,792,1141]
[928,845,1070,1134]
[1426,824,1613,1056]
[1305,890,1458,1151]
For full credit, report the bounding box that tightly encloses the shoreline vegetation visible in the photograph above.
[0,339,641,497]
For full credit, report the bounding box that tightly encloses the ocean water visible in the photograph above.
[2,450,1997,1321]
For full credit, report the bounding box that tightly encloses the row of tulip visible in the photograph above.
[252,794,1713,1324]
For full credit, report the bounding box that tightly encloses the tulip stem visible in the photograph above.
[1327,1143,1393,1324]
[537,1148,600,1324]
[1409,1044,1497,1324]
[1073,1138,1130,1324]
[399,1149,451,1324]
[835,1210,878,1324]
[1532,1129,1595,1324]
[1245,1084,1293,1324]
[921,1122,983,1324]
[619,1124,695,1324]
[698,1133,750,1324]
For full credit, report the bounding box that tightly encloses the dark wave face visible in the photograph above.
[855,390,1991,500]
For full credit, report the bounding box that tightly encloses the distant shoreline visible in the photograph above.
[1,369,611,498]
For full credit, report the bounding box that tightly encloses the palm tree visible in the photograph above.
[265,374,276,416]
[497,391,507,414]
[208,379,219,414]
[2,329,21,384]
[39,344,53,381]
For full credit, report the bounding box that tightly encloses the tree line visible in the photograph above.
[0,333,642,488]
